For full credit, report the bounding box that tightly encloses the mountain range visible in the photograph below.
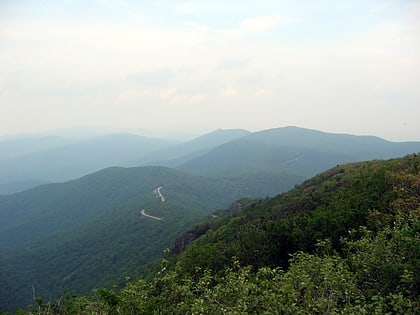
[5,154,420,314]
[1,126,419,195]
[177,126,420,177]
[0,126,419,312]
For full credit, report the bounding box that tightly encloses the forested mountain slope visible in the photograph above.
[1,126,419,313]
[0,164,300,312]
[19,154,418,314]
[174,154,420,272]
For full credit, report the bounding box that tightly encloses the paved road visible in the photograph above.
[154,186,165,203]
[140,209,162,221]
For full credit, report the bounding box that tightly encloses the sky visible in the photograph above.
[0,0,419,141]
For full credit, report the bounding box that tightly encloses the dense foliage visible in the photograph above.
[5,154,418,314]
[0,165,300,311]
[176,156,419,273]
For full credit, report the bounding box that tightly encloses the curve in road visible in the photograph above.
[140,209,162,221]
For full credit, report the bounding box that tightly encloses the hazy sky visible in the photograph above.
[1,0,419,140]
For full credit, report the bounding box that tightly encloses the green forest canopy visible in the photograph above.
[7,154,419,314]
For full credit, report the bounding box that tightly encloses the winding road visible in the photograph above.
[140,209,162,221]
[154,186,165,203]
[140,186,166,221]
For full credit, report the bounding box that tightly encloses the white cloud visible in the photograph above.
[254,88,269,97]
[240,16,280,32]
[221,87,238,97]
[169,93,206,106]
[117,89,153,103]
[0,1,419,140]
[175,1,215,15]
[160,88,177,99]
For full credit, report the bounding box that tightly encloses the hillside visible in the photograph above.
[174,154,420,272]
[1,127,419,312]
[0,165,300,312]
[18,154,418,314]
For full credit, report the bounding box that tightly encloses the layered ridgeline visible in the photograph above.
[17,154,418,314]
[1,126,419,312]
[0,134,176,194]
[0,165,301,311]
[129,128,251,167]
[1,126,420,195]
[0,129,249,195]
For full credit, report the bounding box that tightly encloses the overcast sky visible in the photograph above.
[1,0,419,141]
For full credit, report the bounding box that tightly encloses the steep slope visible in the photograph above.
[0,134,175,190]
[178,126,420,178]
[0,163,296,311]
[174,154,420,274]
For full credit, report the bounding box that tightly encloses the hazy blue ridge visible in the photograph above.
[0,134,175,190]
[129,128,250,167]
[177,126,420,177]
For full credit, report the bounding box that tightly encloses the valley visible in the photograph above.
[6,154,420,314]
[0,127,419,312]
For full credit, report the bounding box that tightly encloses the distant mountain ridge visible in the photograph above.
[0,135,75,161]
[0,124,419,311]
[177,126,420,178]
[1,126,419,195]
[0,129,249,194]
[247,126,418,158]
[130,128,250,167]
[0,134,176,193]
